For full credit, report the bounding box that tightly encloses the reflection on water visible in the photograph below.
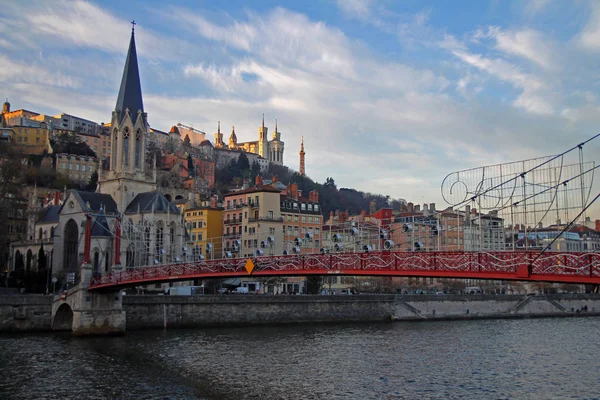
[1,317,599,399]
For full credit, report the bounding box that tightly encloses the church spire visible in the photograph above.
[115,23,144,122]
[218,120,220,134]
[262,113,265,129]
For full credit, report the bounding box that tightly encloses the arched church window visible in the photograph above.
[123,128,130,167]
[112,129,118,170]
[135,129,141,168]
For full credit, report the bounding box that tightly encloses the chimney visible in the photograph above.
[407,202,414,213]
[430,203,436,212]
[310,190,319,203]
[298,189,302,199]
[471,208,477,215]
[414,204,420,212]
[210,195,218,208]
[596,220,600,232]
[291,183,298,200]
[465,205,471,219]
[272,176,278,183]
[255,175,263,186]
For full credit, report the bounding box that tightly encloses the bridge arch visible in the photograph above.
[53,303,73,331]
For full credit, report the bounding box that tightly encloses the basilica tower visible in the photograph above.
[258,114,268,158]
[299,136,305,176]
[97,24,156,212]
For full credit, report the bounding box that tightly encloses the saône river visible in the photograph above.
[1,317,599,399]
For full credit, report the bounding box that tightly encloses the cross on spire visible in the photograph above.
[131,20,136,34]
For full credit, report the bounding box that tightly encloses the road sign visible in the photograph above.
[66,273,75,284]
[51,277,57,283]
[245,258,255,274]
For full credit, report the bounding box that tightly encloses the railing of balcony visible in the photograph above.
[248,216,284,223]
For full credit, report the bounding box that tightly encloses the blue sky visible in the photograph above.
[2,0,600,216]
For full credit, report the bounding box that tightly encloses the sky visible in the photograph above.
[2,0,600,217]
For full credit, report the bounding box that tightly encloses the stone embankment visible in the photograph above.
[1,293,599,332]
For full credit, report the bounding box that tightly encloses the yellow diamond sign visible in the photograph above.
[245,258,255,274]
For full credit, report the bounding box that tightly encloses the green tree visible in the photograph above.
[306,276,323,294]
[0,143,25,270]
[237,152,250,171]
[84,171,98,192]
[187,154,195,177]
[51,132,95,157]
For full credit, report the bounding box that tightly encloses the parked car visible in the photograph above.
[217,288,230,294]
[232,287,249,294]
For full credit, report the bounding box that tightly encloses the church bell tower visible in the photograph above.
[97,22,156,212]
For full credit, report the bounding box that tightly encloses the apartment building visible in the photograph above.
[222,176,284,258]
[280,181,322,254]
[183,197,224,260]
[55,153,98,184]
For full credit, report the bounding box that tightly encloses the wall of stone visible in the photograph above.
[394,294,600,321]
[2,294,600,333]
[123,295,396,329]
[0,295,52,332]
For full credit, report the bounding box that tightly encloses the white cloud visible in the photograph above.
[577,2,600,51]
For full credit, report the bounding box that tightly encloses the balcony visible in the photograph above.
[223,232,241,238]
[248,216,284,223]
[224,218,241,225]
[249,201,260,209]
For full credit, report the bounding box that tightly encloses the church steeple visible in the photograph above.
[115,21,144,123]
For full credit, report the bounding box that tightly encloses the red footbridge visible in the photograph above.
[88,251,600,290]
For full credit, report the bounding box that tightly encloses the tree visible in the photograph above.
[84,171,98,192]
[187,154,195,177]
[237,152,250,171]
[258,277,287,294]
[250,161,261,181]
[306,276,323,294]
[0,143,25,270]
[183,134,191,148]
[51,131,95,157]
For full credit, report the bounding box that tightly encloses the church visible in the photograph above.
[213,116,285,165]
[13,25,188,284]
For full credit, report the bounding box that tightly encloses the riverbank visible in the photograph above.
[1,293,599,332]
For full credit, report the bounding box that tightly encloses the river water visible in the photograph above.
[1,317,599,399]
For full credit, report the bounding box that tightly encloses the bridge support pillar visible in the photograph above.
[52,263,126,336]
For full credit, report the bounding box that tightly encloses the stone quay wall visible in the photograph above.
[1,294,600,333]
[122,295,394,329]
[0,295,52,332]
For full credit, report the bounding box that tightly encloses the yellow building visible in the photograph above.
[12,124,52,155]
[184,201,224,260]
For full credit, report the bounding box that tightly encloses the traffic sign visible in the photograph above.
[66,273,75,284]
[52,277,57,283]
[245,258,255,274]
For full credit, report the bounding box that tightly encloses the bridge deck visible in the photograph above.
[88,251,600,290]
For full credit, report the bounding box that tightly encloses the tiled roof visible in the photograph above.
[39,205,60,223]
[69,190,118,214]
[125,191,180,214]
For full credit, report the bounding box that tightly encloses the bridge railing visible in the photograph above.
[88,250,600,289]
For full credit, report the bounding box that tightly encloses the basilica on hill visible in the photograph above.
[213,117,285,166]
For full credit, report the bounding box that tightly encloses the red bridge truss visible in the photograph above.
[88,251,600,290]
